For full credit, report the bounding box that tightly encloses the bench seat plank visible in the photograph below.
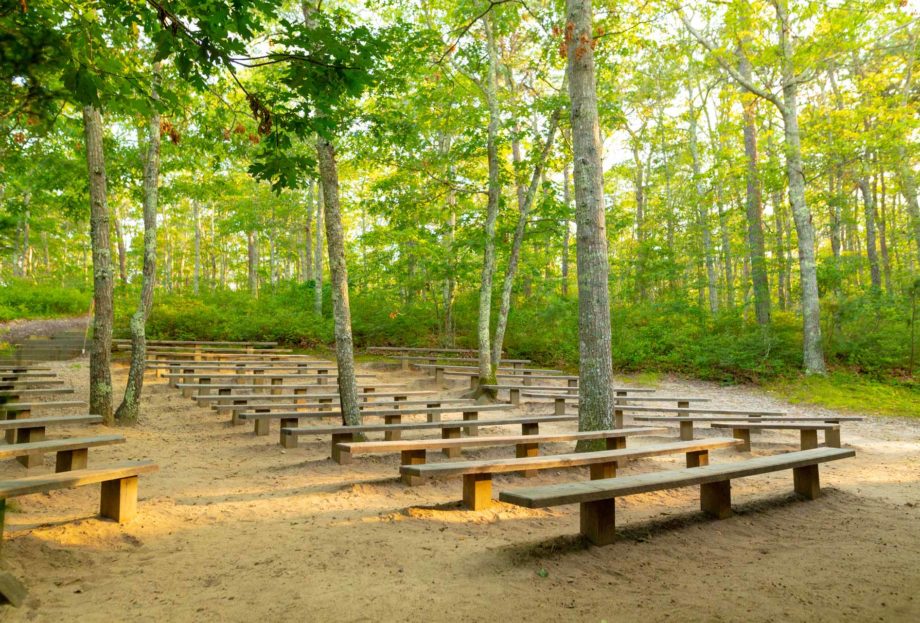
[0,415,103,430]
[499,448,855,508]
[0,460,158,498]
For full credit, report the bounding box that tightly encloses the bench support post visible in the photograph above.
[462,473,492,510]
[800,429,818,450]
[793,465,820,499]
[700,480,732,519]
[14,425,44,468]
[605,436,626,450]
[825,427,841,448]
[441,428,461,458]
[400,450,427,486]
[589,462,616,480]
[580,500,616,546]
[55,448,89,472]
[384,415,402,441]
[685,450,709,468]
[515,442,539,477]
[462,412,478,437]
[331,433,355,464]
[253,414,270,436]
[554,398,566,415]
[280,431,299,449]
[100,476,139,523]
[509,388,520,406]
[679,420,694,441]
[732,428,751,452]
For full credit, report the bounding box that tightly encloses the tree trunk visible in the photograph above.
[773,190,788,311]
[562,164,572,297]
[82,104,115,424]
[247,231,259,296]
[857,176,882,291]
[314,179,324,315]
[775,1,825,374]
[193,201,201,294]
[476,14,501,389]
[631,142,647,301]
[303,181,314,282]
[316,136,360,426]
[492,108,562,364]
[877,172,892,294]
[113,204,127,285]
[566,0,615,433]
[716,188,734,309]
[687,92,719,313]
[116,67,160,423]
[738,48,771,324]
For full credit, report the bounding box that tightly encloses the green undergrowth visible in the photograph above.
[766,372,920,418]
[0,279,91,322]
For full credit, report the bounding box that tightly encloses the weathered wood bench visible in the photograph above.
[177,382,401,399]
[0,388,75,401]
[280,414,579,460]
[163,371,373,395]
[708,421,845,451]
[198,389,435,406]
[0,380,66,390]
[406,437,743,509]
[0,461,159,540]
[1,401,89,443]
[485,385,654,405]
[0,434,125,470]
[115,339,278,347]
[614,405,785,430]
[0,366,52,372]
[217,397,472,418]
[0,372,57,381]
[633,415,861,444]
[240,403,515,436]
[499,447,856,545]
[338,427,668,483]
[523,394,710,414]
[0,415,103,460]
[415,364,557,383]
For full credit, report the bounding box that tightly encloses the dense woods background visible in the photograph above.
[1,0,918,413]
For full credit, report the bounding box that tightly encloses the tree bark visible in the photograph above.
[247,230,259,296]
[193,201,201,294]
[116,66,160,423]
[562,164,572,297]
[82,104,115,424]
[687,89,718,313]
[738,47,771,324]
[476,14,501,389]
[492,108,561,364]
[112,204,127,285]
[314,179,324,315]
[303,181,314,282]
[857,176,882,291]
[566,0,615,433]
[316,136,360,426]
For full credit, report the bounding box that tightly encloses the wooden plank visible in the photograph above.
[161,372,372,380]
[0,401,86,411]
[635,415,861,423]
[0,388,75,397]
[709,422,844,430]
[619,406,786,416]
[216,398,472,412]
[283,415,578,437]
[0,435,125,460]
[402,438,741,477]
[241,403,513,420]
[199,390,435,403]
[482,384,654,393]
[342,427,668,455]
[177,383,401,391]
[0,461,158,498]
[0,415,102,430]
[498,448,855,508]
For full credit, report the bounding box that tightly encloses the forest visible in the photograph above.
[2,0,919,419]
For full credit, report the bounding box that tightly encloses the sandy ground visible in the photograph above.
[0,357,918,622]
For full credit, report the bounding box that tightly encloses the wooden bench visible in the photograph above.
[633,415,861,443]
[524,394,710,414]
[0,366,52,372]
[280,415,579,460]
[0,372,57,381]
[499,447,856,545]
[240,403,514,436]
[613,405,785,430]
[198,389,435,406]
[0,434,125,470]
[0,380,66,390]
[406,438,743,509]
[388,355,530,371]
[708,421,845,451]
[485,385,654,405]
[216,397,472,418]
[0,415,104,460]
[415,364,556,383]
[177,383,401,399]
[0,461,159,540]
[115,339,278,347]
[339,427,668,483]
[0,388,75,401]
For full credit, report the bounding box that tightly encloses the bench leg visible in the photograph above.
[442,427,461,458]
[800,429,819,450]
[589,462,616,480]
[700,480,732,519]
[521,423,539,436]
[14,426,44,468]
[99,476,139,523]
[732,428,751,452]
[554,398,566,415]
[614,409,624,429]
[580,499,616,546]
[679,420,694,441]
[793,465,821,500]
[825,427,841,448]
[280,418,298,432]
[515,442,539,477]
[384,415,402,441]
[254,417,270,436]
[462,473,492,510]
[281,431,299,448]
[331,433,355,464]
[462,412,479,437]
[509,389,520,406]
[400,450,427,486]
[605,436,626,450]
[55,448,89,472]
[686,449,709,468]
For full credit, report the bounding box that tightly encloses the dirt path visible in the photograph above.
[1,363,918,621]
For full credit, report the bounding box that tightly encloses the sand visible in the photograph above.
[1,357,918,622]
